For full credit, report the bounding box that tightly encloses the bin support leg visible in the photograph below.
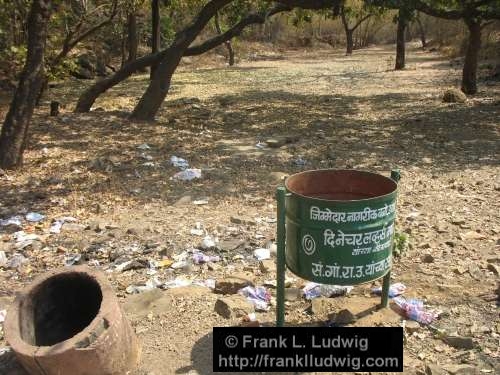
[276,187,286,326]
[380,271,391,308]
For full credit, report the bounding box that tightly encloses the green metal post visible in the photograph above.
[380,271,391,308]
[381,169,401,308]
[276,187,286,326]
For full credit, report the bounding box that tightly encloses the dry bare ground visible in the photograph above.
[0,44,499,375]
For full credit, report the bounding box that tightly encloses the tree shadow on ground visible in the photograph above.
[1,87,498,213]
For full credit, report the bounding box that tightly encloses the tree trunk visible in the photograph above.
[75,1,281,113]
[0,0,52,169]
[395,11,406,70]
[340,6,353,55]
[127,12,138,63]
[461,20,481,95]
[214,12,235,66]
[415,14,427,49]
[150,0,161,79]
[130,0,232,121]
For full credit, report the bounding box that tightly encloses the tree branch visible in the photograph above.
[352,13,373,31]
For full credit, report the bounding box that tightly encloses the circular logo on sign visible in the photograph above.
[302,234,316,255]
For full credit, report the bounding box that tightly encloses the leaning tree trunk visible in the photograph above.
[150,0,161,79]
[130,0,233,121]
[461,19,481,95]
[75,1,283,113]
[127,12,138,63]
[0,0,52,169]
[214,11,235,66]
[395,11,407,70]
[340,7,353,55]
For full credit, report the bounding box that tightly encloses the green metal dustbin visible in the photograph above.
[275,169,400,326]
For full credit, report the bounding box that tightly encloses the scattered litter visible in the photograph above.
[12,231,40,250]
[0,215,23,227]
[25,212,45,222]
[173,251,189,262]
[164,277,192,289]
[190,228,204,236]
[155,259,174,268]
[170,260,189,269]
[50,216,77,234]
[192,251,220,264]
[200,235,216,249]
[239,286,271,311]
[0,347,11,356]
[264,277,295,288]
[193,278,216,289]
[393,297,439,324]
[6,253,28,269]
[193,199,209,205]
[293,157,307,166]
[253,248,271,260]
[372,282,406,298]
[64,254,82,266]
[172,168,202,181]
[170,155,189,169]
[142,162,156,168]
[87,259,100,267]
[255,142,267,149]
[0,309,6,323]
[13,231,39,242]
[303,282,353,299]
[126,277,162,294]
[245,312,257,322]
[0,251,7,267]
[140,153,153,161]
[137,143,151,150]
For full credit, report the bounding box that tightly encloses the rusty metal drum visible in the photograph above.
[284,169,398,285]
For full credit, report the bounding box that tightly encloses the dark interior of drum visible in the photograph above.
[19,272,102,346]
[286,170,397,201]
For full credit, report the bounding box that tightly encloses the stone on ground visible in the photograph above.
[214,296,254,319]
[442,88,467,103]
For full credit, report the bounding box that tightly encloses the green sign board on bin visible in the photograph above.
[283,169,398,285]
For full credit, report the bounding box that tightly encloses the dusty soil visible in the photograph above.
[0,44,499,375]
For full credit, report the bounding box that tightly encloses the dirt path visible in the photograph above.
[0,44,499,375]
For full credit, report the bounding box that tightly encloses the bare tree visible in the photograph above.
[0,0,52,169]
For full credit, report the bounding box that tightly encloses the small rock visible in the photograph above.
[331,309,356,325]
[424,364,447,375]
[214,274,254,294]
[421,254,435,263]
[454,266,467,275]
[259,259,275,274]
[405,320,421,334]
[87,219,107,232]
[173,195,192,206]
[442,88,467,103]
[468,263,482,280]
[486,263,499,276]
[230,216,256,226]
[442,364,479,375]
[214,296,254,319]
[443,335,474,349]
[284,288,302,301]
[218,239,245,252]
[265,138,286,148]
[62,223,86,232]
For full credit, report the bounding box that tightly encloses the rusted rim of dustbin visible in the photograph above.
[285,169,398,202]
[4,265,117,357]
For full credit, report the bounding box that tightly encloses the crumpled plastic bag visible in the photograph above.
[372,282,406,298]
[172,168,201,181]
[239,286,271,311]
[170,155,189,169]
